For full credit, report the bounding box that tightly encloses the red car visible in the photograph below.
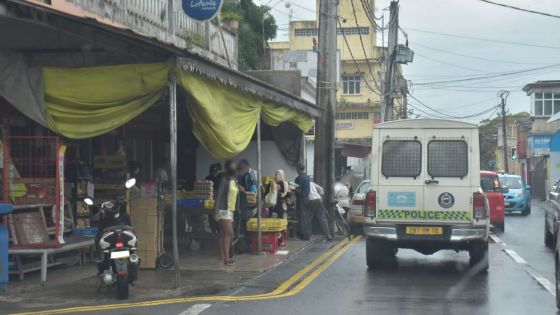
[480,171,506,231]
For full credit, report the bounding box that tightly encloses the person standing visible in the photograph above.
[306,182,333,241]
[271,170,289,219]
[213,160,239,266]
[295,164,311,240]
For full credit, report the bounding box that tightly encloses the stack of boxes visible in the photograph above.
[192,180,214,199]
[130,197,158,269]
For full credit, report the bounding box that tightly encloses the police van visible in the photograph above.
[363,119,489,271]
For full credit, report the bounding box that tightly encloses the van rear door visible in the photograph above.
[377,128,424,221]
[422,129,472,223]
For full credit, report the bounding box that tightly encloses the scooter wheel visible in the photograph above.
[157,253,174,269]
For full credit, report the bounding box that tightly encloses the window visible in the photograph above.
[294,28,318,36]
[427,140,468,178]
[337,27,370,35]
[534,92,560,116]
[382,140,422,178]
[335,112,369,120]
[342,74,361,94]
[481,175,500,192]
[356,181,371,194]
[499,176,524,189]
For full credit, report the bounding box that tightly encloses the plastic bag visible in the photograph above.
[264,182,278,208]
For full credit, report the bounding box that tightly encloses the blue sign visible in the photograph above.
[388,192,416,207]
[182,0,223,21]
[528,134,552,149]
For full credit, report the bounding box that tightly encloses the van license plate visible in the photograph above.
[406,226,443,235]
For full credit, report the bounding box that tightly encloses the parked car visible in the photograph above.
[499,174,531,215]
[545,183,560,248]
[555,229,560,308]
[348,180,370,229]
[480,171,506,232]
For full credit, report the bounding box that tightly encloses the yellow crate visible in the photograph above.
[246,218,288,232]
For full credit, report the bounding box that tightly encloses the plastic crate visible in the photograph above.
[246,218,288,232]
[74,227,98,236]
[250,232,279,254]
[177,198,204,208]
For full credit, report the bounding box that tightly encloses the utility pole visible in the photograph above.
[383,1,399,121]
[314,0,337,231]
[499,90,510,173]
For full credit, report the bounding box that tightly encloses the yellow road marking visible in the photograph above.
[11,236,362,315]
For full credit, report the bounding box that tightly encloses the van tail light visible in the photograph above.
[363,191,376,217]
[473,192,487,220]
[115,233,124,249]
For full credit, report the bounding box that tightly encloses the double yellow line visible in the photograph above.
[12,236,362,315]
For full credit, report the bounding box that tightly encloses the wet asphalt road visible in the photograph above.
[33,201,560,315]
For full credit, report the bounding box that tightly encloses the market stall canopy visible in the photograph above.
[0,55,317,158]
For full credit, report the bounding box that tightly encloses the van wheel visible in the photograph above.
[469,241,489,273]
[366,238,395,269]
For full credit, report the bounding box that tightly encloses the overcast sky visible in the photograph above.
[263,0,560,123]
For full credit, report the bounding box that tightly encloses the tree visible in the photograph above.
[222,0,277,70]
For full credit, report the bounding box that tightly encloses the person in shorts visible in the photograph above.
[213,160,239,266]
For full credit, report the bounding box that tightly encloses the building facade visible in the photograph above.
[269,0,405,177]
[520,81,560,199]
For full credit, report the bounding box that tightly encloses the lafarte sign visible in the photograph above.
[182,0,223,21]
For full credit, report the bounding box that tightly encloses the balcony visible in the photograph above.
[60,0,237,68]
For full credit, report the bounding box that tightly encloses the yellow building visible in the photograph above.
[269,0,405,143]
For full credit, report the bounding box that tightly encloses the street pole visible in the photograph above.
[168,0,180,288]
[314,0,337,232]
[256,118,263,253]
[383,1,399,121]
[499,90,510,173]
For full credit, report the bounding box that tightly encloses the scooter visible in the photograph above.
[84,178,140,300]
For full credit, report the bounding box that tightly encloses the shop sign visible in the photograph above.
[528,134,552,157]
[182,0,223,21]
[336,121,354,130]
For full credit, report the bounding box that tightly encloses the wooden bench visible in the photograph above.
[9,236,95,283]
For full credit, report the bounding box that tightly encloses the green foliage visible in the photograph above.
[479,117,499,171]
[221,11,243,22]
[222,0,278,70]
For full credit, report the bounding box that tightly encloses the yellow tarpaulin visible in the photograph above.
[44,63,169,139]
[177,69,314,159]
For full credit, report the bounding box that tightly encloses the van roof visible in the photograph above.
[374,119,478,129]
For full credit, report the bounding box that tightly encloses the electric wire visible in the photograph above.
[408,92,500,119]
[349,0,382,92]
[413,64,560,86]
[337,17,381,95]
[477,0,560,20]
[403,26,560,50]
[410,42,556,66]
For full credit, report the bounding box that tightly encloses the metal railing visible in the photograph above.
[63,0,237,68]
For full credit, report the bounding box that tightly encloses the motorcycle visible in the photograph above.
[84,178,139,300]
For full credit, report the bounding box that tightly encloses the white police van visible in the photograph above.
[363,119,489,271]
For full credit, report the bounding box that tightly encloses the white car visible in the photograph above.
[363,119,489,271]
[348,180,370,227]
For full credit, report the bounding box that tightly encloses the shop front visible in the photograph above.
[0,2,320,284]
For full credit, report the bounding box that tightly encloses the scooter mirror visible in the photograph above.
[125,178,136,189]
[84,197,94,206]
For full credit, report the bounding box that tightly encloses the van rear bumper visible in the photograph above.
[363,224,488,243]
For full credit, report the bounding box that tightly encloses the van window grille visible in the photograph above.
[428,140,468,178]
[381,140,422,178]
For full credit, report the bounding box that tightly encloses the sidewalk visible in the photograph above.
[0,236,321,314]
